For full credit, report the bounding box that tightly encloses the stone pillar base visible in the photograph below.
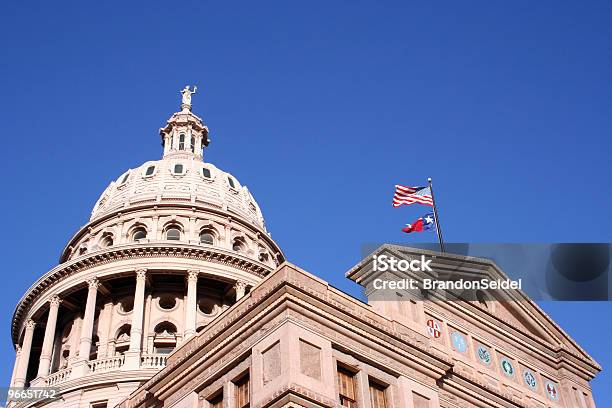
[30,376,45,387]
[123,351,141,370]
[70,360,90,378]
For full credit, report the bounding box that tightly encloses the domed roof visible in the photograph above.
[91,157,267,229]
[90,90,270,231]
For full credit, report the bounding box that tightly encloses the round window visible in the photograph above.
[198,298,216,314]
[100,235,113,248]
[119,297,134,313]
[158,295,176,310]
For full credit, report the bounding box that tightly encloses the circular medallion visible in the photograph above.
[500,358,514,377]
[476,345,492,365]
[545,382,559,401]
[426,319,441,338]
[451,331,467,353]
[523,370,537,389]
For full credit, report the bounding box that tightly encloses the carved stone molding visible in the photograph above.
[233,281,247,292]
[187,270,199,282]
[136,268,148,281]
[49,295,62,308]
[25,319,36,330]
[86,277,100,290]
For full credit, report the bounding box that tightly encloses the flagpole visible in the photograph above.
[428,177,445,253]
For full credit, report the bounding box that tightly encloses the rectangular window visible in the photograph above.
[412,392,430,408]
[337,367,357,408]
[369,381,386,408]
[90,402,108,408]
[208,391,223,408]
[235,374,250,408]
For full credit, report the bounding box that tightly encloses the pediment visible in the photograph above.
[347,244,600,371]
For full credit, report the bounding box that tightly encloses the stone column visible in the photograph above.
[125,269,147,369]
[14,320,36,388]
[195,133,203,157]
[10,346,22,387]
[96,301,114,359]
[36,295,62,378]
[184,270,198,339]
[188,216,195,242]
[163,134,170,156]
[224,220,232,248]
[234,281,247,301]
[73,277,99,377]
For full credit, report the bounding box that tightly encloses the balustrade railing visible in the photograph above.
[44,367,71,386]
[141,353,168,369]
[88,355,125,373]
[40,353,166,388]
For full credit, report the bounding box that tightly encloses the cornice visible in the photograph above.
[11,243,275,344]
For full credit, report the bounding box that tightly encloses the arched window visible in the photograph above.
[120,172,130,184]
[114,324,132,356]
[154,321,178,354]
[154,321,177,335]
[190,136,196,153]
[200,231,214,245]
[232,238,246,253]
[100,234,113,248]
[202,167,212,179]
[132,227,147,241]
[166,226,181,241]
[179,134,185,150]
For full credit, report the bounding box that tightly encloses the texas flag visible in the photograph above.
[402,212,435,234]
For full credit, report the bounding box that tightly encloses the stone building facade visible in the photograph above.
[8,93,600,408]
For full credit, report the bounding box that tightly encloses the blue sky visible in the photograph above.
[0,1,610,405]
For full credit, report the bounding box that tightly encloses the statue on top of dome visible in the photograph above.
[181,85,197,110]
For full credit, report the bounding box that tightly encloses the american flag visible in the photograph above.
[393,185,433,207]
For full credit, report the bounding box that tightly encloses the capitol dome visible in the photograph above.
[91,158,266,230]
[9,88,285,408]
